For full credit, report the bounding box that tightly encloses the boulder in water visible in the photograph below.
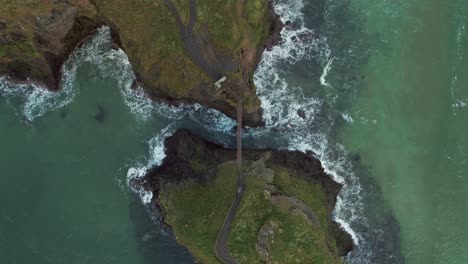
[297,109,307,119]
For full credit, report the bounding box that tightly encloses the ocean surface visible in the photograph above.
[1,0,467,263]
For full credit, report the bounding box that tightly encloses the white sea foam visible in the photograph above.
[76,27,156,121]
[126,124,177,204]
[453,99,467,109]
[253,0,371,262]
[320,57,335,87]
[450,18,466,114]
[342,112,355,123]
[0,67,76,122]
[49,28,237,205]
[0,26,152,121]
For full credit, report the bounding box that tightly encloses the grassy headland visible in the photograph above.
[144,130,353,263]
[159,160,342,264]
[0,0,282,125]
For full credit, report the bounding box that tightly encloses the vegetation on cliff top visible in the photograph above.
[0,0,98,88]
[1,0,279,125]
[159,158,343,263]
[92,0,276,125]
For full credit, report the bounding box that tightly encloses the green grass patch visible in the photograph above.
[273,166,341,256]
[273,167,330,228]
[160,158,343,263]
[195,0,271,54]
[0,41,39,58]
[228,170,272,263]
[267,212,339,264]
[159,162,237,263]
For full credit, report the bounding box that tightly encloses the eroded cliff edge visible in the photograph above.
[0,0,282,126]
[137,129,354,263]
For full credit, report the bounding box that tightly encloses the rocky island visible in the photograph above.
[139,130,353,263]
[1,0,352,263]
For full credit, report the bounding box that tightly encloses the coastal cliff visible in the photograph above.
[138,130,353,263]
[0,1,105,90]
[0,0,282,126]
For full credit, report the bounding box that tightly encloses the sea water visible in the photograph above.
[2,0,468,263]
[0,28,195,263]
[340,0,468,263]
[251,0,468,263]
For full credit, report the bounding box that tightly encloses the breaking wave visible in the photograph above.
[0,27,157,122]
[125,103,236,205]
[249,0,372,262]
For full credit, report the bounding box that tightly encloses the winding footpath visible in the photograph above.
[162,0,223,80]
[161,1,244,263]
[214,98,243,264]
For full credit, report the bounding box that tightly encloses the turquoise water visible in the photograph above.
[248,0,468,263]
[0,26,236,263]
[340,0,468,263]
[1,0,468,263]
[0,38,193,263]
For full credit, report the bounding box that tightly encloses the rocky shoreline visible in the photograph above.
[135,129,353,262]
[0,0,283,126]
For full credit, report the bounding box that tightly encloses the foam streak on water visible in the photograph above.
[450,19,466,112]
[320,57,335,87]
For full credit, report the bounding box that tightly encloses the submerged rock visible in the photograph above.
[94,104,105,123]
[59,108,68,119]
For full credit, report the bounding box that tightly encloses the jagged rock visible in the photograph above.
[247,153,275,183]
[297,109,307,119]
[269,195,321,228]
[255,220,279,262]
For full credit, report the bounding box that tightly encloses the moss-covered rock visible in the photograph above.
[139,129,354,263]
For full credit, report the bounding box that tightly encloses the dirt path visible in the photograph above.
[214,98,243,264]
[161,2,243,263]
[162,0,223,80]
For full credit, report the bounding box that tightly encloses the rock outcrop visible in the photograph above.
[0,1,107,90]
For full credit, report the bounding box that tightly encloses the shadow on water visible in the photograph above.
[349,154,405,264]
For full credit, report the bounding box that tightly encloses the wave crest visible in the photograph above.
[253,0,372,262]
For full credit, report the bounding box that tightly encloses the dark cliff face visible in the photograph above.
[141,129,354,257]
[0,1,102,90]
